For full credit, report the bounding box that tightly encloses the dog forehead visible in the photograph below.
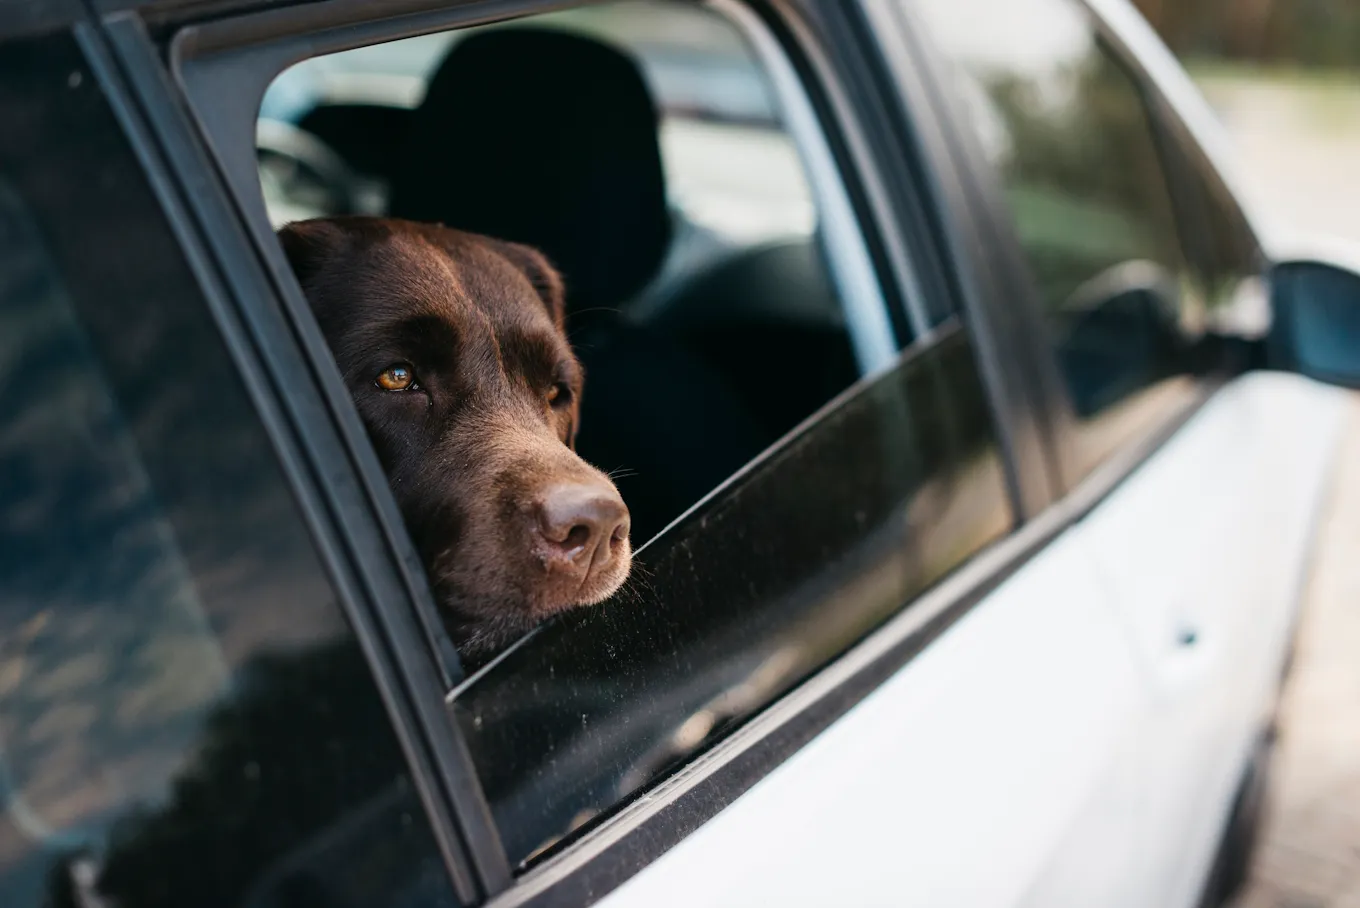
[430,229,555,327]
[376,228,552,327]
[347,231,461,313]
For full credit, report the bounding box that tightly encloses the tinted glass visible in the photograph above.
[913,0,1207,482]
[455,327,1011,868]
[0,34,457,908]
[1158,124,1270,340]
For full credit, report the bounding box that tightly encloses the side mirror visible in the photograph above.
[1270,259,1360,388]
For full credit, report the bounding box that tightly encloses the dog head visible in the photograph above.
[278,217,631,661]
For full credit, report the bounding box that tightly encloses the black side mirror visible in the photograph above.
[1270,259,1360,388]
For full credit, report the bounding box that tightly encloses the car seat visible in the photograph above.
[388,28,771,543]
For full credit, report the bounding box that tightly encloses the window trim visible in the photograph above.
[714,0,898,374]
[123,0,1029,903]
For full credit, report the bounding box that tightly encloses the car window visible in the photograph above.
[0,33,458,908]
[254,0,1012,873]
[911,0,1209,484]
[258,0,893,546]
[260,5,799,244]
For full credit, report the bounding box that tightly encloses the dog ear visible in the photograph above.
[277,219,345,288]
[489,240,567,329]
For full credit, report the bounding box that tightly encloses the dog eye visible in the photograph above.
[546,381,572,408]
[376,363,417,391]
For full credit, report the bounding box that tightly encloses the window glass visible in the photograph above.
[912,0,1208,482]
[0,35,457,908]
[456,327,1010,869]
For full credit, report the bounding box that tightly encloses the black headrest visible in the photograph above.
[388,29,671,315]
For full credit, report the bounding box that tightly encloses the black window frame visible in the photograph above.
[53,0,1148,904]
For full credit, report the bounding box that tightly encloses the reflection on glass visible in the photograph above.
[0,173,455,908]
[915,0,1211,480]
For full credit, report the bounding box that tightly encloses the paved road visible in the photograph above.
[1196,71,1360,908]
[1235,396,1360,908]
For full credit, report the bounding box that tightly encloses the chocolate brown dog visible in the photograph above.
[278,216,631,660]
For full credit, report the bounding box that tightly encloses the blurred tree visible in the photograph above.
[1132,0,1360,69]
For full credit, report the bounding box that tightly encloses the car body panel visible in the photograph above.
[1032,371,1349,908]
[593,373,1346,908]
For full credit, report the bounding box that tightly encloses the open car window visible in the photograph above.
[257,0,896,544]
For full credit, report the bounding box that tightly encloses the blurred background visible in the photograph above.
[1135,0,1360,243]
[1133,2,1360,904]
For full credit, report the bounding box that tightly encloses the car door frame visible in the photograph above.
[68,0,1150,905]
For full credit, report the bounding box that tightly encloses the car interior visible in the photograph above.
[257,0,871,543]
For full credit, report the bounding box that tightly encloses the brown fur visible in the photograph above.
[277,216,630,661]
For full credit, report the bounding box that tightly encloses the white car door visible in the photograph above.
[1075,372,1348,908]
[1019,373,1348,908]
[599,525,1150,908]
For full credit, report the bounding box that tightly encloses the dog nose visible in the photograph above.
[535,483,630,569]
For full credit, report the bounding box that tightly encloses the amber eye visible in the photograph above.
[547,381,572,408]
[376,363,416,391]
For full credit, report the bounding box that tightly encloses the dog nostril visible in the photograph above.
[536,483,629,564]
[563,524,591,552]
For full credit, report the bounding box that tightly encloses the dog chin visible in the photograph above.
[447,554,632,667]
[575,561,632,608]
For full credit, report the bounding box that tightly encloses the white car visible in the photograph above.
[0,0,1356,906]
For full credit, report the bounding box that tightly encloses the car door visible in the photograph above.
[151,0,1148,904]
[1073,7,1354,903]
[897,0,1353,904]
